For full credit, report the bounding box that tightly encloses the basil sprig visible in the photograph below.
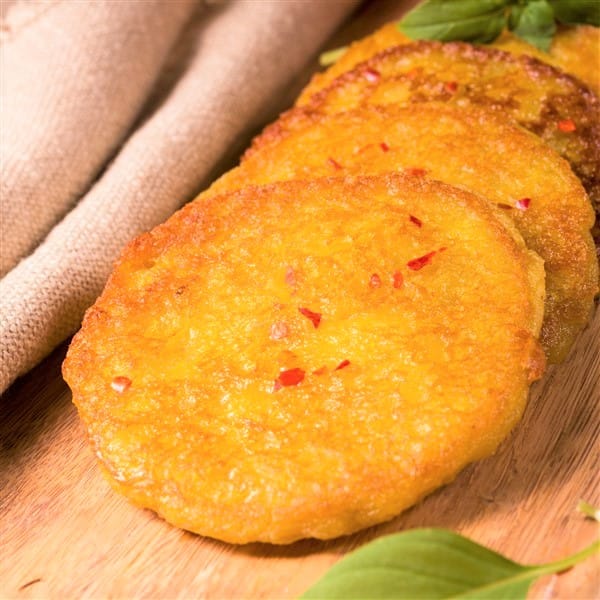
[399,0,600,51]
[510,1,557,50]
[551,0,600,25]
[398,0,508,43]
[301,527,600,599]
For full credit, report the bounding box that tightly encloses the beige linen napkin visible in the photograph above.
[0,0,197,277]
[0,0,361,393]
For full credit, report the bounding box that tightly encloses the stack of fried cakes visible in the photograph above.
[63,22,599,544]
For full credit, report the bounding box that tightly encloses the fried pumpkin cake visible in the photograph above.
[210,103,598,363]
[298,23,600,103]
[304,41,600,216]
[493,26,600,97]
[63,174,546,544]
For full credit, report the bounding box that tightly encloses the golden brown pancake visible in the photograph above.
[494,25,600,98]
[211,103,598,363]
[63,174,545,544]
[304,40,600,220]
[298,23,600,103]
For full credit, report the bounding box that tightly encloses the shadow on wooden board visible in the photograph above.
[2,312,598,562]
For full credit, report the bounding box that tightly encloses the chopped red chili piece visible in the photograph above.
[409,214,422,227]
[327,157,343,170]
[270,321,289,340]
[364,67,381,82]
[557,119,576,132]
[407,250,437,271]
[380,142,390,152]
[111,376,131,393]
[299,306,322,328]
[393,270,404,288]
[275,368,305,389]
[334,359,351,371]
[285,266,296,286]
[369,273,382,288]
[405,167,427,177]
[515,198,531,210]
[444,81,458,93]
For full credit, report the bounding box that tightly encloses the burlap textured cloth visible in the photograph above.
[0,0,361,393]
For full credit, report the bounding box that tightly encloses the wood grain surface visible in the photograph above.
[2,1,599,598]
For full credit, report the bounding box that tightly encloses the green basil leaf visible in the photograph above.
[549,0,600,26]
[301,528,600,600]
[508,4,525,30]
[509,0,557,51]
[398,0,509,43]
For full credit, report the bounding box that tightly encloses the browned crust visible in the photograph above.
[234,101,597,362]
[307,40,600,228]
[64,173,545,544]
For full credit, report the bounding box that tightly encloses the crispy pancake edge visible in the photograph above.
[306,40,600,219]
[298,23,600,104]
[224,102,598,362]
[63,174,545,543]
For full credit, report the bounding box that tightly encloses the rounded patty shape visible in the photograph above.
[64,174,545,544]
[213,103,597,363]
[298,23,600,103]
[306,41,600,225]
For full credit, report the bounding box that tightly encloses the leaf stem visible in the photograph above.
[448,539,600,598]
[319,46,348,67]
[536,538,600,575]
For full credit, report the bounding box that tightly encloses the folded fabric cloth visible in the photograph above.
[0,0,197,277]
[0,0,361,393]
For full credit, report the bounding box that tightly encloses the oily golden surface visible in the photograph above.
[212,103,597,363]
[494,25,600,97]
[298,23,600,102]
[63,174,545,544]
[304,40,600,216]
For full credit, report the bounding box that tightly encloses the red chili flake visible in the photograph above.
[275,368,305,389]
[364,67,381,82]
[557,119,576,132]
[407,250,437,271]
[497,203,514,210]
[285,266,296,286]
[327,157,343,170]
[270,321,289,340]
[299,306,322,328]
[111,376,131,393]
[409,214,422,227]
[313,366,327,375]
[393,270,404,288]
[405,167,427,177]
[334,359,351,371]
[380,142,390,152]
[369,273,382,288]
[444,81,458,93]
[515,198,531,210]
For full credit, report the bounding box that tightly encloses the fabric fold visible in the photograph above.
[0,0,197,276]
[0,0,361,393]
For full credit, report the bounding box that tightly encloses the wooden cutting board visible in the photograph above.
[1,2,599,597]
